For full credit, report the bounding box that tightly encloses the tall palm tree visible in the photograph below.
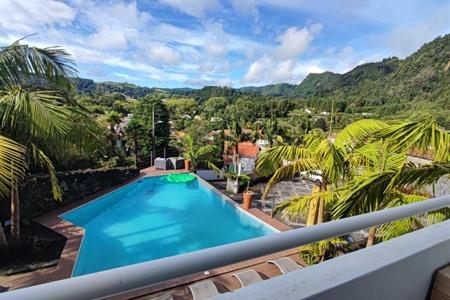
[226,118,252,172]
[256,119,388,226]
[274,118,449,247]
[261,117,279,147]
[332,120,450,246]
[0,40,95,243]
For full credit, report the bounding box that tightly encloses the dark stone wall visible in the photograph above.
[2,167,140,219]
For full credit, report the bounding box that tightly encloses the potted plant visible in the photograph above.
[240,175,253,210]
[184,157,192,171]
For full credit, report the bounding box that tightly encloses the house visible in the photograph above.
[224,141,260,175]
[256,139,270,150]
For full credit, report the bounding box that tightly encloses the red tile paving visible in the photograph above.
[0,166,300,298]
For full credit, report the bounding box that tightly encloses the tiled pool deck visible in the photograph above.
[0,167,299,297]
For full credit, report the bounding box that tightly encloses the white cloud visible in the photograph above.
[216,78,234,87]
[204,43,228,57]
[148,43,181,66]
[79,1,151,50]
[274,23,323,59]
[79,1,151,30]
[242,57,270,84]
[0,0,75,33]
[241,55,327,85]
[114,72,142,82]
[87,29,128,50]
[185,76,234,87]
[385,7,449,57]
[159,0,222,18]
[241,23,324,85]
[231,0,258,15]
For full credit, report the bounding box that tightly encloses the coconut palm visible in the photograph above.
[0,40,96,243]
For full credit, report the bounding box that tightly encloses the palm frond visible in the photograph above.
[0,88,72,140]
[263,157,320,198]
[275,190,338,218]
[0,42,76,88]
[255,145,313,177]
[300,237,347,265]
[314,139,344,183]
[197,144,218,158]
[0,135,27,197]
[427,208,450,225]
[31,144,61,200]
[332,171,396,218]
[378,120,450,162]
[378,218,420,241]
[334,119,387,152]
[392,162,450,188]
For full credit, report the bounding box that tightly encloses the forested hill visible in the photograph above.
[243,34,449,103]
[75,34,449,106]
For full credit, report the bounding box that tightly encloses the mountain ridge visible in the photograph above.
[75,34,449,105]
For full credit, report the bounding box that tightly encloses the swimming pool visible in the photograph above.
[61,175,277,276]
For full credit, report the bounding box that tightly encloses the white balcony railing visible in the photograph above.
[1,194,450,300]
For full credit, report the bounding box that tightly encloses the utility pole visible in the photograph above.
[329,99,335,135]
[152,102,156,164]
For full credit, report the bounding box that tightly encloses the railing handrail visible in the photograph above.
[2,194,450,300]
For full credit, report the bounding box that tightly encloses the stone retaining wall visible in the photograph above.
[2,167,140,219]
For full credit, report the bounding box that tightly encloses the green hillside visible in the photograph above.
[74,34,450,125]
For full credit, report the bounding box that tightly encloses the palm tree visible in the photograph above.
[261,117,279,147]
[331,141,416,246]
[183,135,221,172]
[332,119,450,246]
[270,118,449,246]
[104,110,124,155]
[226,118,252,172]
[124,118,144,164]
[0,136,26,247]
[0,40,95,243]
[256,119,388,226]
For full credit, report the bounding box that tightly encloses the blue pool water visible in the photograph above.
[62,175,276,276]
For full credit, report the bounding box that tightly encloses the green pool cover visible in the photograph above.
[163,173,196,183]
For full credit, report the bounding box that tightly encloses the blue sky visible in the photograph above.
[0,0,449,88]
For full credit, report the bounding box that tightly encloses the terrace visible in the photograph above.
[0,180,449,299]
